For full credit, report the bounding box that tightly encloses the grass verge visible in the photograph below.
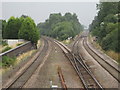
[2,46,12,53]
[88,34,119,63]
[1,56,16,68]
[0,50,36,75]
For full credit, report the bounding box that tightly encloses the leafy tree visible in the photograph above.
[18,17,39,44]
[101,27,119,52]
[0,20,2,30]
[97,2,118,23]
[37,12,83,40]
[2,15,40,46]
[104,14,117,23]
[105,23,117,34]
[90,2,120,53]
[2,20,6,39]
[51,21,75,40]
[4,16,21,39]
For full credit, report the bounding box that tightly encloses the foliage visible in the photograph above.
[89,2,120,53]
[2,40,8,46]
[4,17,21,39]
[2,56,16,67]
[18,17,39,43]
[51,21,75,40]
[2,15,39,44]
[16,43,23,46]
[37,12,83,40]
[2,46,12,53]
[0,20,2,30]
[1,20,6,39]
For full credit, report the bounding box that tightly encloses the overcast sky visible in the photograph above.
[2,2,98,28]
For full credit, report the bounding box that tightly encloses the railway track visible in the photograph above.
[72,37,103,89]
[55,39,103,89]
[83,37,120,83]
[3,37,49,89]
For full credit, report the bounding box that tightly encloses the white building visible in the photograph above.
[4,39,25,46]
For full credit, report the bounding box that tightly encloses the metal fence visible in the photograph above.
[0,41,34,61]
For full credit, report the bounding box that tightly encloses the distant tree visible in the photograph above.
[21,15,28,18]
[37,12,83,40]
[18,17,39,44]
[51,21,75,40]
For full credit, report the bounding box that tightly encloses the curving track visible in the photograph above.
[71,36,103,89]
[3,37,50,89]
[55,39,103,89]
[83,37,120,83]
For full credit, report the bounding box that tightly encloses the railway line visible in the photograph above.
[83,37,120,83]
[2,35,119,89]
[72,36,103,89]
[71,32,119,87]
[55,39,103,89]
[3,37,50,89]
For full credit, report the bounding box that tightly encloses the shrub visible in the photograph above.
[16,43,23,46]
[2,46,12,53]
[2,56,16,67]
[2,41,8,46]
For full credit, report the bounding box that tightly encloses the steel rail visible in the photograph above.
[4,37,49,89]
[83,37,120,83]
[55,39,103,90]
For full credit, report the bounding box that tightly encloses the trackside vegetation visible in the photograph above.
[89,2,120,53]
[37,13,83,40]
[2,46,12,53]
[1,15,39,44]
[2,56,16,68]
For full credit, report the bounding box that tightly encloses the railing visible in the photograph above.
[0,41,34,61]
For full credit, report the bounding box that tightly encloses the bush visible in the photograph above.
[2,56,16,67]
[2,46,12,53]
[2,41,8,46]
[16,43,23,46]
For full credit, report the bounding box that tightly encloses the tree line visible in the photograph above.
[1,15,39,44]
[89,2,120,53]
[37,13,83,40]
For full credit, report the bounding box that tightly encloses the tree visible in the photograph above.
[18,17,39,44]
[101,28,119,52]
[4,16,21,39]
[104,14,117,23]
[97,2,118,23]
[37,12,83,40]
[51,21,75,40]
[90,2,120,53]
[0,20,2,30]
[1,20,6,39]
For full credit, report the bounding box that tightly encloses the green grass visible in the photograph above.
[2,46,12,53]
[2,41,8,46]
[89,34,119,63]
[62,39,71,44]
[1,56,16,68]
[16,43,23,46]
